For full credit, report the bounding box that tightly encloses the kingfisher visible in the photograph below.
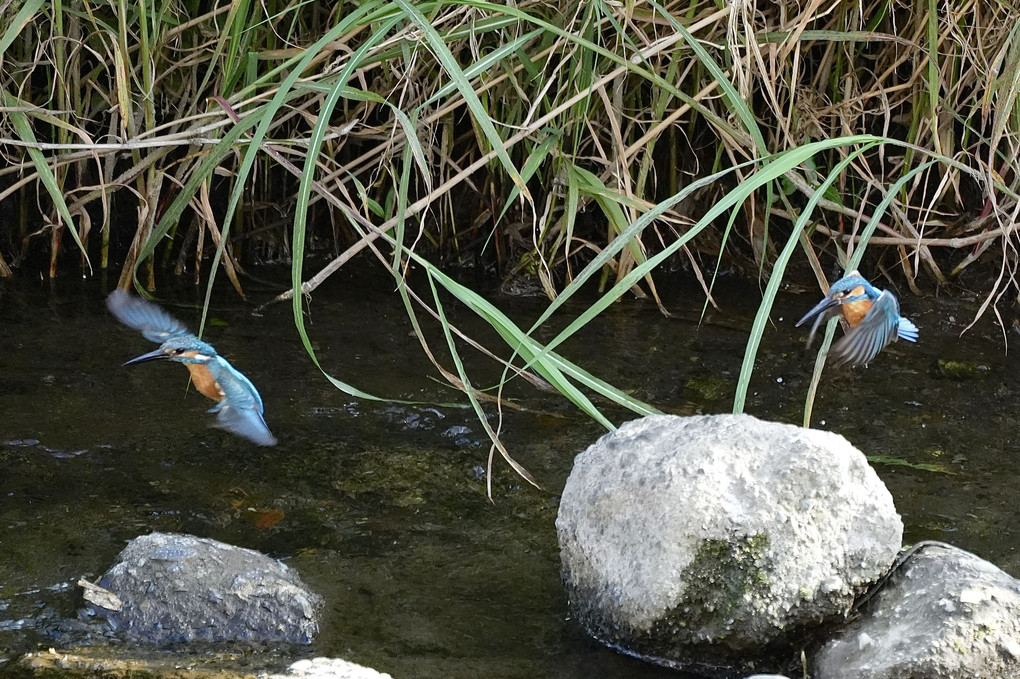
[796,270,918,367]
[106,289,277,446]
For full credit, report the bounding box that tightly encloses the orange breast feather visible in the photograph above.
[184,363,224,402]
[841,298,872,327]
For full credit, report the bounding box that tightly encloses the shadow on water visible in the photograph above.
[0,268,1017,678]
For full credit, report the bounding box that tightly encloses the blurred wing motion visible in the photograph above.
[107,289,277,446]
[795,271,918,368]
[214,402,278,446]
[206,358,277,446]
[829,291,913,367]
[106,289,188,343]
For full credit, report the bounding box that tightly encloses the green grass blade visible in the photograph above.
[497,131,559,224]
[801,157,943,425]
[426,272,539,490]
[427,268,617,429]
[0,0,45,54]
[521,137,887,374]
[645,0,766,152]
[288,14,412,401]
[391,0,530,200]
[0,88,90,270]
[733,143,878,414]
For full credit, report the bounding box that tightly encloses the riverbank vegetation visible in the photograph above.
[2,1,1018,481]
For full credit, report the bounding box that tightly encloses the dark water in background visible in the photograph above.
[0,266,1017,678]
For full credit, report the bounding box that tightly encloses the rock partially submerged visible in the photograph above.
[16,649,393,679]
[814,542,1020,678]
[82,532,321,644]
[263,657,394,679]
[556,414,903,674]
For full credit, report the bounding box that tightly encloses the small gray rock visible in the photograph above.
[557,414,902,673]
[85,532,321,643]
[813,542,1020,678]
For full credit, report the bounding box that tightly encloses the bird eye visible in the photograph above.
[173,348,186,355]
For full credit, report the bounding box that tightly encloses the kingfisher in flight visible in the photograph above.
[796,270,918,367]
[107,290,277,446]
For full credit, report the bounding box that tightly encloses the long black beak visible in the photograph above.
[795,297,839,327]
[122,348,170,366]
[796,296,843,350]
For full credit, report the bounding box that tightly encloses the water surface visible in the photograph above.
[0,269,1016,677]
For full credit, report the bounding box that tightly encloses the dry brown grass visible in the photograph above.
[1,1,1017,295]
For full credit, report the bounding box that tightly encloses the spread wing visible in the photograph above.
[829,291,902,367]
[216,404,277,446]
[107,290,189,343]
[206,358,276,446]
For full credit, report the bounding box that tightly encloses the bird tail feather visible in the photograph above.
[898,318,919,342]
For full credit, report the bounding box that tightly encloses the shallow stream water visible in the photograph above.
[0,266,1017,678]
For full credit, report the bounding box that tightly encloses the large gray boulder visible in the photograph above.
[556,414,902,674]
[83,532,321,643]
[813,542,1020,678]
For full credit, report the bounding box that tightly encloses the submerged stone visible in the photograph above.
[684,376,731,403]
[813,542,1020,679]
[82,532,322,644]
[265,657,394,678]
[556,413,902,675]
[15,649,391,679]
[935,358,990,379]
